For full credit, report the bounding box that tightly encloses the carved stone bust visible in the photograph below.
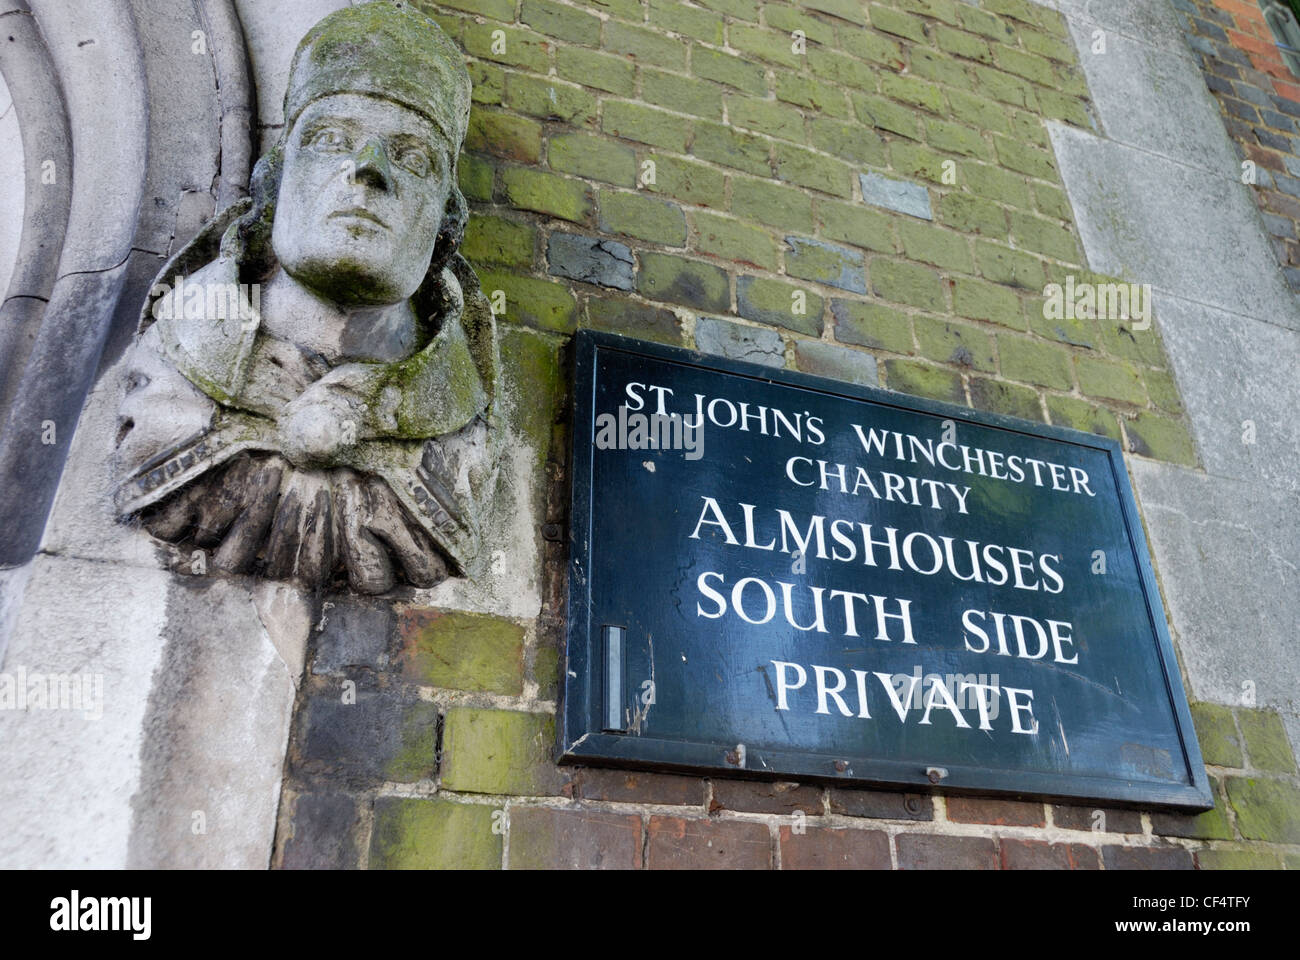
[114,1,499,595]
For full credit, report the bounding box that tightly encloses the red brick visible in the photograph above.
[1273,78,1300,102]
[710,779,822,815]
[1228,28,1280,58]
[1051,804,1144,834]
[508,806,643,869]
[897,833,997,870]
[1244,141,1284,171]
[1250,55,1293,80]
[779,826,890,869]
[1000,838,1101,870]
[946,797,1045,827]
[647,816,772,869]
[1219,0,1267,28]
[574,768,705,806]
[829,787,932,821]
[1102,845,1195,870]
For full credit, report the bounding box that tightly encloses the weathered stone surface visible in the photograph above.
[507,805,643,869]
[296,689,439,783]
[694,316,784,367]
[1065,20,1238,175]
[646,816,772,869]
[547,232,635,290]
[1129,461,1300,753]
[312,598,393,675]
[709,779,822,815]
[369,797,501,869]
[779,826,890,869]
[784,236,867,293]
[280,792,363,870]
[1050,123,1300,331]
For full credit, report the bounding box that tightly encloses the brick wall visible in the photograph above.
[272,0,1300,869]
[1177,0,1300,292]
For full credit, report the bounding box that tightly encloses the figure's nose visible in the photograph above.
[352,137,391,190]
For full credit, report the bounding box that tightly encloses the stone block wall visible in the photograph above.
[272,0,1300,869]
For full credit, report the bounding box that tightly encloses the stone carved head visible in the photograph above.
[114,1,500,595]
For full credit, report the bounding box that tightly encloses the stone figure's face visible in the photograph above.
[272,92,452,306]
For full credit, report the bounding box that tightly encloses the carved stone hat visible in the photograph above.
[283,0,472,148]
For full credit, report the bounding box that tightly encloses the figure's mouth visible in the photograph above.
[328,207,388,229]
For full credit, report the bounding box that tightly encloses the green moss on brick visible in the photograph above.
[505,74,598,127]
[647,155,727,208]
[1238,709,1298,774]
[396,608,526,695]
[606,20,688,69]
[873,259,946,311]
[586,296,684,345]
[833,299,914,354]
[811,117,889,166]
[1045,395,1120,441]
[730,23,803,68]
[1124,412,1196,465]
[1009,211,1078,260]
[458,153,495,203]
[870,4,927,42]
[549,134,637,187]
[1076,356,1146,406]
[693,46,768,94]
[369,798,501,869]
[729,96,806,142]
[693,211,779,270]
[521,0,601,44]
[642,68,725,119]
[941,194,1008,237]
[441,708,567,795]
[1190,702,1244,768]
[898,221,975,273]
[998,334,1072,389]
[1225,776,1300,843]
[915,316,995,372]
[731,177,814,232]
[820,200,894,253]
[970,377,1042,421]
[603,102,689,152]
[884,359,964,404]
[599,189,687,245]
[501,167,592,222]
[462,215,535,268]
[693,121,772,175]
[737,275,823,336]
[881,74,945,115]
[462,22,551,72]
[637,252,731,311]
[850,94,919,141]
[1197,846,1284,870]
[648,0,724,43]
[772,143,854,197]
[479,269,578,333]
[556,47,636,95]
[467,110,543,164]
[952,276,1021,326]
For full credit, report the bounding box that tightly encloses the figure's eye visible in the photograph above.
[307,127,349,151]
[394,147,431,177]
